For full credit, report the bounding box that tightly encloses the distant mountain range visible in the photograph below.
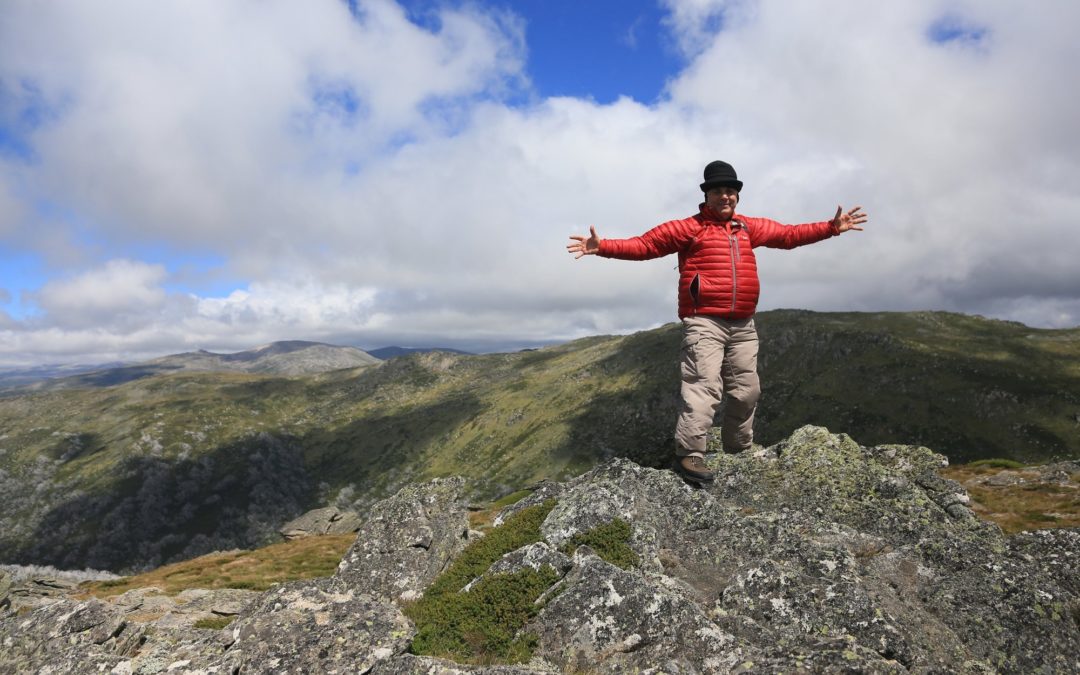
[0,341,381,391]
[0,343,479,392]
[0,310,1077,573]
[144,340,382,377]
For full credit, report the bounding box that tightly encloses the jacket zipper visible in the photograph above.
[728,227,740,314]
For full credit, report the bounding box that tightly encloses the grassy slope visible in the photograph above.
[1,310,1077,571]
[755,310,1080,461]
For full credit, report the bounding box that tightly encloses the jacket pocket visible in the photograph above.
[689,273,701,306]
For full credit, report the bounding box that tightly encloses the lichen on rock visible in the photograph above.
[218,578,414,673]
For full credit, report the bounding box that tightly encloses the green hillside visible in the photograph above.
[0,310,1077,573]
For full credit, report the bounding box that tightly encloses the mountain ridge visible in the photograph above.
[146,339,381,375]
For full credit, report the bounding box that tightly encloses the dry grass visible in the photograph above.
[940,464,1080,534]
[80,533,355,598]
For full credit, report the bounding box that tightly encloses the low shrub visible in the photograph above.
[968,458,1026,470]
[468,489,534,531]
[406,499,557,663]
[424,500,556,598]
[559,518,639,570]
[409,566,559,663]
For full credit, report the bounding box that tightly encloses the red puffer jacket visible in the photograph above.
[597,204,839,319]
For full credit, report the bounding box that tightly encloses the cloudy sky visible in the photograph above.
[1,0,1078,367]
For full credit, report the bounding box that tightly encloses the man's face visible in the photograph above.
[706,186,739,220]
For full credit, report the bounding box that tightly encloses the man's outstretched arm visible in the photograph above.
[567,225,601,259]
[568,220,692,260]
[749,205,868,249]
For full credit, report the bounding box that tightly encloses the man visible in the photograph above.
[566,160,867,485]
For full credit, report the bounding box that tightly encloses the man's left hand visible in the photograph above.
[832,205,867,233]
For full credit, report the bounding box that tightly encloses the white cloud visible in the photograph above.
[1,273,382,365]
[1,0,524,250]
[2,0,1079,366]
[32,260,167,328]
[661,0,1080,323]
[660,0,755,57]
[25,257,166,332]
[192,281,381,336]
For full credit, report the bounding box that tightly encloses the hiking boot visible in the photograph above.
[673,455,715,484]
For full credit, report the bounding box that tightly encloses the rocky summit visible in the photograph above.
[2,426,1078,674]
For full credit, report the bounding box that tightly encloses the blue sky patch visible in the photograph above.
[396,0,685,105]
[0,249,47,320]
[107,242,245,299]
[928,15,989,49]
[0,77,74,162]
[0,125,33,161]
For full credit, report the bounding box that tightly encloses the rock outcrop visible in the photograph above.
[332,476,470,603]
[2,426,1077,674]
[279,506,363,540]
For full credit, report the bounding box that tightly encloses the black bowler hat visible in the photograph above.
[700,160,743,193]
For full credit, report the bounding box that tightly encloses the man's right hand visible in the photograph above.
[567,225,601,259]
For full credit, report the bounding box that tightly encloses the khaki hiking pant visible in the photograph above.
[674,315,761,457]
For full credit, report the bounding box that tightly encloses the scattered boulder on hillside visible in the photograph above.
[1037,460,1079,482]
[279,505,363,540]
[965,461,1080,489]
[2,426,1078,674]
